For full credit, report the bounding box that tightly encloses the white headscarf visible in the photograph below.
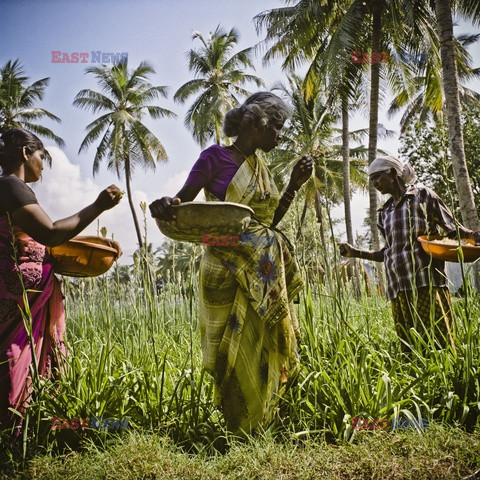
[368,155,417,185]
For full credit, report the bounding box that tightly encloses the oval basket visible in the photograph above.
[155,201,254,243]
[47,236,122,277]
[418,235,480,263]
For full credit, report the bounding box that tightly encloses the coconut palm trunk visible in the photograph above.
[296,196,309,240]
[435,0,480,231]
[342,96,354,245]
[314,190,328,258]
[342,96,362,296]
[367,3,383,250]
[124,156,144,250]
[214,119,221,145]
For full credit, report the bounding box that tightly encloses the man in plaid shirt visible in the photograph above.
[338,155,480,352]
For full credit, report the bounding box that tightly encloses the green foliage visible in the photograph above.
[399,102,480,216]
[74,60,175,177]
[387,32,480,134]
[3,230,480,459]
[155,240,201,280]
[2,251,480,476]
[174,25,264,146]
[2,200,480,479]
[0,59,64,161]
[270,75,367,209]
[7,426,480,479]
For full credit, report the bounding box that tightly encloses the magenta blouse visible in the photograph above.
[184,145,239,201]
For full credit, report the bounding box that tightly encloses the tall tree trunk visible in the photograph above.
[296,196,309,240]
[435,0,480,231]
[342,95,354,245]
[314,189,327,255]
[214,118,221,145]
[367,4,383,250]
[342,96,361,296]
[125,157,144,250]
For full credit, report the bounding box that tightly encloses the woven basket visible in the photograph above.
[47,236,121,277]
[155,201,254,243]
[418,235,480,263]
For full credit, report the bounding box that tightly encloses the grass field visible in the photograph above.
[1,243,480,478]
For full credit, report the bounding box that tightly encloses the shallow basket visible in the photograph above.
[47,236,122,277]
[418,235,480,263]
[155,201,254,243]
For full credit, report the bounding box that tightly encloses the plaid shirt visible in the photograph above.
[378,185,457,301]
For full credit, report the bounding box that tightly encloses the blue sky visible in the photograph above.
[2,0,480,260]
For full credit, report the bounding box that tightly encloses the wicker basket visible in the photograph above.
[418,235,480,263]
[155,201,254,243]
[47,236,122,277]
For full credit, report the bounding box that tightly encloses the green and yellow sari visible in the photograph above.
[199,153,303,434]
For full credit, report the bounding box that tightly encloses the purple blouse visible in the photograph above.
[184,145,239,201]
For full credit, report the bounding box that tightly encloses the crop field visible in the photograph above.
[2,240,480,479]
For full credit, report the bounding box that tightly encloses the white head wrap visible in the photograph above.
[368,155,417,185]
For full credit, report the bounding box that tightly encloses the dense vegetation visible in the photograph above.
[2,211,479,477]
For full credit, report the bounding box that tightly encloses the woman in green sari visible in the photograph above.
[150,92,312,433]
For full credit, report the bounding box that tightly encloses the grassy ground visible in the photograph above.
[3,424,480,479]
[1,236,480,478]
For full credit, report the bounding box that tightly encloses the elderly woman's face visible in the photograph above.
[255,118,285,152]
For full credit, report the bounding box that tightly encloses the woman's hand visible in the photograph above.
[338,242,356,257]
[474,231,480,246]
[149,196,181,221]
[95,185,123,211]
[288,155,313,191]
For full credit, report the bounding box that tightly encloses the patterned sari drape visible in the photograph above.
[199,154,303,433]
[0,215,65,430]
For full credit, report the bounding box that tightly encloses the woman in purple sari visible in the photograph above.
[0,128,122,432]
[150,92,313,433]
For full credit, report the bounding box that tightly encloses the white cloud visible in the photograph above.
[162,170,188,197]
[33,147,99,216]
[31,146,165,263]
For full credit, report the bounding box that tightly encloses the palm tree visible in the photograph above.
[174,25,264,147]
[0,59,64,160]
[388,33,480,133]
[73,60,175,249]
[155,240,201,279]
[271,76,367,242]
[434,0,480,232]
[255,0,437,249]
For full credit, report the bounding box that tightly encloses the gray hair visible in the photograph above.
[223,91,293,138]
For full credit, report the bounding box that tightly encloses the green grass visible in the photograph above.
[1,247,480,477]
[3,425,480,479]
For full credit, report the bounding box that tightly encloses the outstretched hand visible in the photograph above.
[95,185,123,211]
[474,231,480,246]
[288,155,313,191]
[337,242,356,258]
[149,196,181,221]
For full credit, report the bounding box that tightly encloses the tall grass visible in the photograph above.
[2,221,480,466]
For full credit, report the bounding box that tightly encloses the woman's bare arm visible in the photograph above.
[11,185,122,246]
